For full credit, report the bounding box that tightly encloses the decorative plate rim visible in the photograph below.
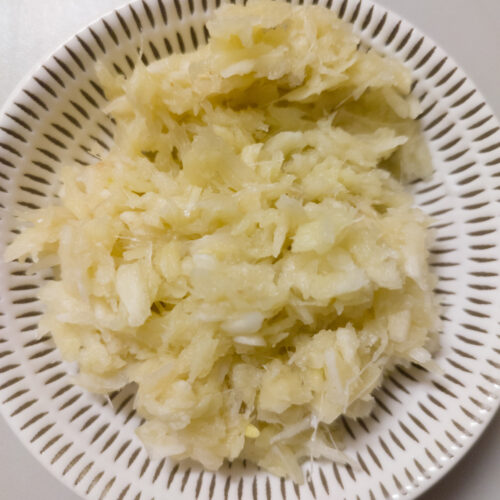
[1,1,500,499]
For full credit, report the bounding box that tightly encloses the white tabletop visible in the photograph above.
[1,1,499,499]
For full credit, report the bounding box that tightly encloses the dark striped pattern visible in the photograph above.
[1,0,500,499]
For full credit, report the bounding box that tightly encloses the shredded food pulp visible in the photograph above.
[5,0,440,483]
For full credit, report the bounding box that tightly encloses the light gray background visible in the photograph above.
[0,1,499,499]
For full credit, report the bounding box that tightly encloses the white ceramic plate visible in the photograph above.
[1,1,500,499]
